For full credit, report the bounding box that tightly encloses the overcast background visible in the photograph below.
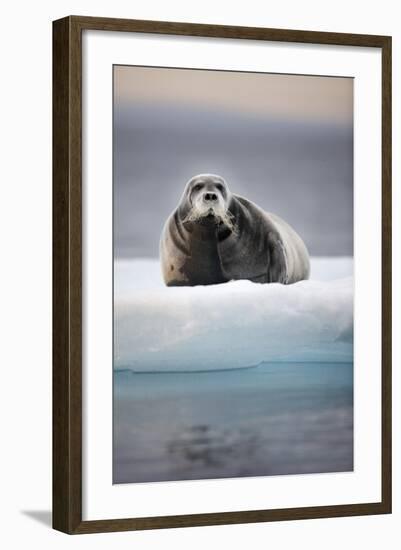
[114,66,353,259]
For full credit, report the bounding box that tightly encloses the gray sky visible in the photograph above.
[114,66,353,258]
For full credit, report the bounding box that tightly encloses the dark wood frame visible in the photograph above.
[53,15,392,534]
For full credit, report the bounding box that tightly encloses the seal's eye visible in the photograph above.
[216,184,224,192]
[193,184,203,192]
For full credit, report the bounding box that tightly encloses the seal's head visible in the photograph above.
[180,174,236,232]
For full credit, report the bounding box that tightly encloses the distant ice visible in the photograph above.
[309,256,353,282]
[114,257,353,371]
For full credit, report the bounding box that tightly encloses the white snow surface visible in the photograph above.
[114,257,353,371]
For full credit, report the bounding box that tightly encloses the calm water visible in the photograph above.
[113,362,353,484]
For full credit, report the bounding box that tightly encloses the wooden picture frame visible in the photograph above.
[53,15,392,534]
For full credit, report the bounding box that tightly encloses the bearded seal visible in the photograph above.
[160,174,310,287]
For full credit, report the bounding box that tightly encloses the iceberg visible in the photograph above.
[114,257,353,371]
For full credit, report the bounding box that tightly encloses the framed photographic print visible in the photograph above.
[53,16,392,534]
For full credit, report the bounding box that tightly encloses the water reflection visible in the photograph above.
[113,362,353,483]
[167,424,260,469]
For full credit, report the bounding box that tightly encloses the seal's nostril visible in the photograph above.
[204,192,217,202]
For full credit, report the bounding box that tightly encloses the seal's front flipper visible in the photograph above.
[249,273,269,284]
[267,232,288,284]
